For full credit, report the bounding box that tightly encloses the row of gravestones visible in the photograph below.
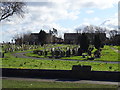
[33,47,101,59]
[3,45,39,53]
[1,44,57,58]
[1,45,40,58]
[33,47,84,59]
[2,43,59,54]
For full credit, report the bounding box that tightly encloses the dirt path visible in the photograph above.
[12,51,119,64]
[1,77,119,85]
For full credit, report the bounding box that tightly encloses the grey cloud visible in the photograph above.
[27,2,54,8]
[81,2,96,8]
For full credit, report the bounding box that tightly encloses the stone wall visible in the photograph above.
[2,68,120,82]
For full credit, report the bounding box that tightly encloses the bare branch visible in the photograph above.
[0,1,26,21]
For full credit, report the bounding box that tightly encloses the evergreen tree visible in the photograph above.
[38,30,47,46]
[94,34,101,49]
[79,33,90,52]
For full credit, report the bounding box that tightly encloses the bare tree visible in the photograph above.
[0,0,26,21]
[83,25,94,33]
[109,30,118,39]
[49,28,58,36]
[82,25,106,33]
[13,32,32,45]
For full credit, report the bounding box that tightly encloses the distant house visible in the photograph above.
[113,34,120,45]
[64,33,106,44]
[107,34,120,45]
[30,33,63,44]
[64,33,80,44]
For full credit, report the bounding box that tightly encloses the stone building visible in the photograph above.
[30,33,63,44]
[64,33,80,44]
[64,33,106,44]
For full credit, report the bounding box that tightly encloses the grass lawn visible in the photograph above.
[112,46,120,50]
[61,46,119,62]
[95,46,119,61]
[2,53,119,71]
[2,79,118,88]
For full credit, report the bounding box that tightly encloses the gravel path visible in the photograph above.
[12,51,120,64]
[1,77,119,85]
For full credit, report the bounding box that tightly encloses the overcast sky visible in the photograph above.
[1,0,119,43]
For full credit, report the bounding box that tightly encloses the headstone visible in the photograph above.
[66,49,71,57]
[33,50,39,54]
[51,51,54,57]
[94,50,101,58]
[77,48,82,56]
[44,50,48,57]
[60,51,65,57]
[38,50,43,56]
[87,50,91,56]
[72,48,76,56]
[0,52,4,58]
[72,65,91,72]
[55,50,60,57]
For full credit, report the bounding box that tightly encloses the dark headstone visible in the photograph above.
[44,51,48,57]
[66,49,71,57]
[94,50,101,58]
[72,65,91,72]
[55,50,60,57]
[77,48,82,56]
[87,57,94,60]
[72,49,76,55]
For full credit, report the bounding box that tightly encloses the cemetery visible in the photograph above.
[1,43,120,72]
[1,1,120,88]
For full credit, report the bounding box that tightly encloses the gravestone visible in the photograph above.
[33,50,39,54]
[38,50,43,56]
[60,51,65,57]
[87,50,92,56]
[77,48,82,56]
[44,50,48,57]
[66,49,71,57]
[51,51,54,58]
[55,50,60,58]
[0,52,4,58]
[72,65,91,72]
[94,50,101,58]
[72,49,76,56]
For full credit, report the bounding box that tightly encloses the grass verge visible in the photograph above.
[2,79,118,88]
